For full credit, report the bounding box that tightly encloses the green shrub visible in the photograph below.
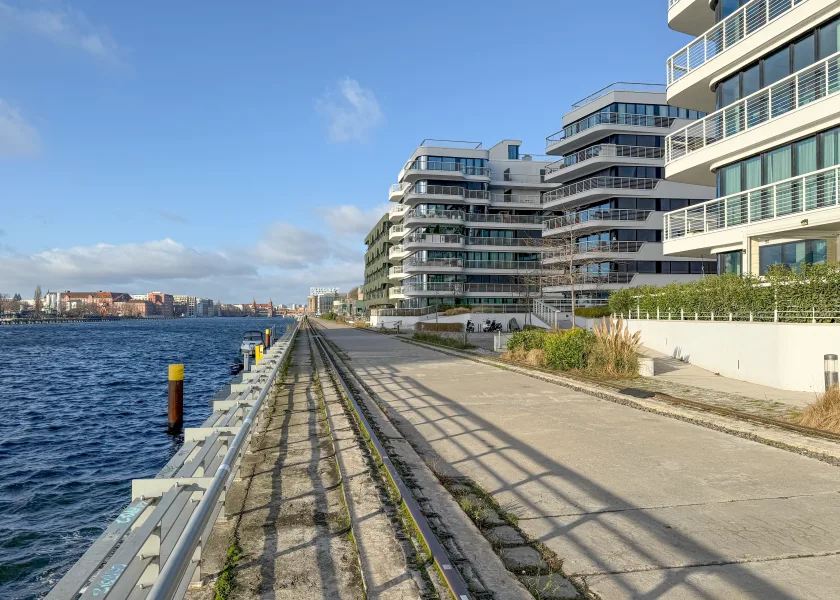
[321,312,337,321]
[412,332,473,349]
[544,328,594,370]
[442,307,471,316]
[415,322,463,332]
[574,306,612,318]
[507,329,549,352]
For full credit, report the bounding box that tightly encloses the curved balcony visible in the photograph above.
[389,203,409,222]
[403,258,465,275]
[663,164,840,255]
[464,213,544,228]
[389,183,409,202]
[666,0,817,111]
[399,282,539,297]
[542,176,660,210]
[546,113,676,155]
[388,224,408,241]
[402,259,543,275]
[666,51,840,185]
[668,0,715,37]
[403,233,466,251]
[542,272,637,291]
[399,160,491,183]
[545,144,665,182]
[388,244,410,260]
[403,184,491,205]
[388,266,410,281]
[543,209,658,235]
[488,192,542,206]
[404,209,465,229]
[542,241,649,264]
[466,236,539,249]
[388,286,406,300]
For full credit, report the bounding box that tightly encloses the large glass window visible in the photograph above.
[764,46,791,87]
[717,251,743,275]
[759,239,828,274]
[819,17,840,59]
[793,34,816,72]
[795,137,817,175]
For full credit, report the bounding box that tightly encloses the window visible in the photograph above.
[637,261,656,273]
[742,64,760,97]
[764,46,791,87]
[795,137,817,175]
[670,261,689,274]
[793,34,815,72]
[717,251,742,275]
[759,239,827,274]
[766,145,792,183]
[508,145,520,160]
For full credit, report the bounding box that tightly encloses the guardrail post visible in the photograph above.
[813,307,817,323]
[749,311,754,322]
[774,308,779,322]
[711,311,715,321]
[168,364,184,434]
[680,308,684,320]
[729,312,733,321]
[695,312,699,321]
[656,307,660,320]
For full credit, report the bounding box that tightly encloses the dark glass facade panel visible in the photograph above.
[759,239,827,274]
[717,251,743,275]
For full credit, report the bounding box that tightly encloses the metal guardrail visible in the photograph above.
[664,164,840,240]
[570,82,667,108]
[543,209,653,231]
[546,113,675,146]
[543,176,660,206]
[47,321,300,600]
[667,0,808,86]
[543,241,647,259]
[546,144,665,175]
[667,50,840,163]
[622,307,840,323]
[403,160,491,177]
[307,321,474,599]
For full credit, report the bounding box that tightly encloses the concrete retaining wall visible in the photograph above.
[625,318,840,392]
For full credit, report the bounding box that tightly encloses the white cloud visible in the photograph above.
[316,77,383,143]
[0,99,40,158]
[318,203,390,238]
[0,1,120,64]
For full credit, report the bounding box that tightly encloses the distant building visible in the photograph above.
[249,299,276,317]
[62,291,131,313]
[195,298,215,317]
[310,287,339,296]
[147,292,174,318]
[173,295,197,317]
[309,287,340,315]
[114,299,155,317]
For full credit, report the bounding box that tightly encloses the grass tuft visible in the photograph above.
[586,316,641,378]
[412,331,474,349]
[214,537,241,600]
[799,386,840,433]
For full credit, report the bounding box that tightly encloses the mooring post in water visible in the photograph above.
[168,364,184,433]
[265,328,271,349]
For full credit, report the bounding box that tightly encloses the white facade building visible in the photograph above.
[541,83,717,303]
[663,0,840,274]
[387,139,552,308]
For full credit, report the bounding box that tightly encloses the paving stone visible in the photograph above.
[520,574,579,599]
[499,546,548,572]
[480,510,506,526]
[486,525,526,547]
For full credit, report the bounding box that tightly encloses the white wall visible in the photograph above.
[625,318,839,392]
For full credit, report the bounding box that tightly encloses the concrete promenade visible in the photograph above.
[317,322,840,600]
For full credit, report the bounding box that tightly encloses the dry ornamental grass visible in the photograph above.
[799,386,840,434]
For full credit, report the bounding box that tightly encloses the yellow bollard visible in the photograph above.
[265,328,271,349]
[168,364,184,433]
[255,345,263,364]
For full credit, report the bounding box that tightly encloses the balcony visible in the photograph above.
[403,233,465,251]
[400,159,491,183]
[388,224,408,241]
[399,282,539,297]
[663,164,840,254]
[545,113,675,155]
[668,0,716,36]
[404,209,465,229]
[542,176,660,209]
[403,184,490,204]
[666,51,840,184]
[545,144,665,182]
[402,259,542,274]
[488,192,542,206]
[388,286,406,300]
[388,266,409,281]
[466,237,539,248]
[542,272,637,291]
[543,241,649,263]
[666,0,816,111]
[403,258,465,274]
[464,213,544,227]
[388,244,410,260]
[389,183,409,202]
[488,170,554,188]
[389,203,409,221]
[543,209,658,236]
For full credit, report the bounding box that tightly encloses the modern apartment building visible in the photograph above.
[663,0,840,274]
[361,213,393,312]
[541,83,717,303]
[387,139,552,308]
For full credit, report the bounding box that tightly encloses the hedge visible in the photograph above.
[545,328,594,370]
[574,306,611,318]
[608,263,840,319]
[507,329,549,352]
[415,322,463,332]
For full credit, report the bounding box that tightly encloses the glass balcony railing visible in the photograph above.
[664,164,840,240]
[403,160,490,176]
[667,51,840,163]
[400,283,539,294]
[543,209,652,231]
[543,272,636,286]
[667,0,809,86]
[405,185,490,200]
[405,209,465,221]
[543,241,647,259]
[546,113,675,146]
[543,176,660,205]
[545,144,665,175]
[403,258,542,270]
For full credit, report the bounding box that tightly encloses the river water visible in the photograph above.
[0,317,294,600]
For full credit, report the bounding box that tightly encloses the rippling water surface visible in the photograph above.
[0,317,293,600]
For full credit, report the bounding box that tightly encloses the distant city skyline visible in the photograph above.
[0,1,692,301]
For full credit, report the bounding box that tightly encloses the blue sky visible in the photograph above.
[0,0,692,303]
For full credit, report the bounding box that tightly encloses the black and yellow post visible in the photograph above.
[265,328,271,349]
[168,364,184,433]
